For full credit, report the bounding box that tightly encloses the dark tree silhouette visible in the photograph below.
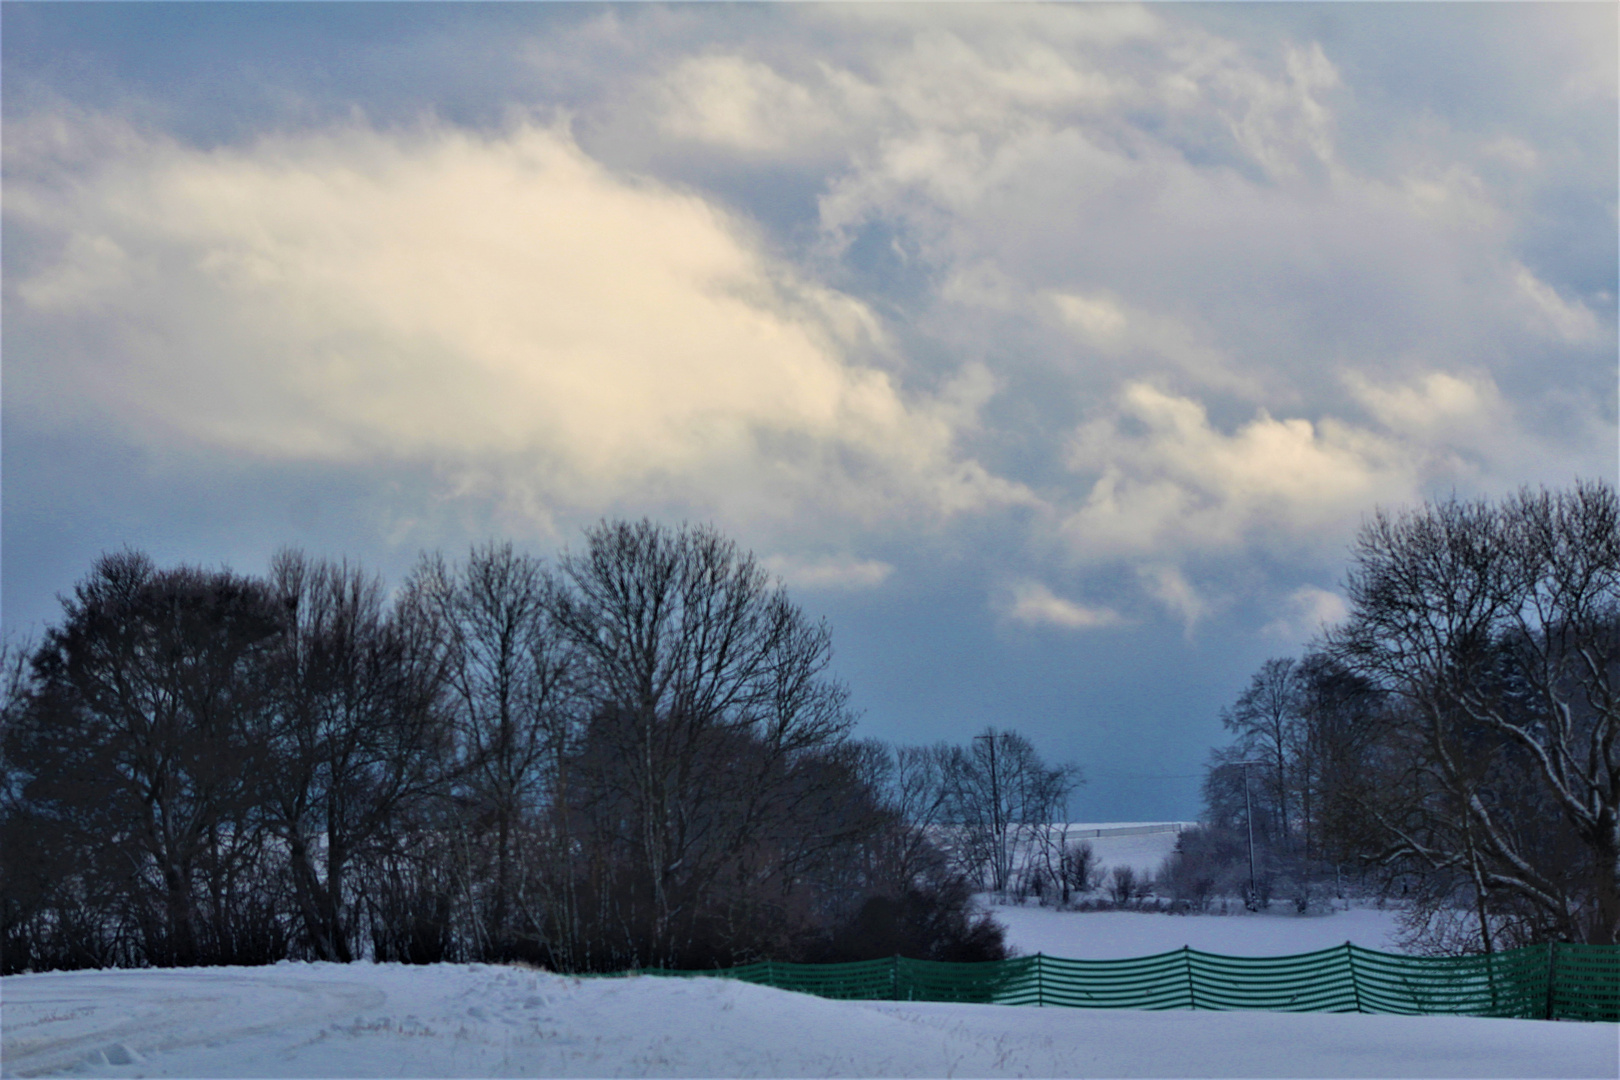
[1329,481,1620,948]
[9,553,283,966]
[262,550,453,962]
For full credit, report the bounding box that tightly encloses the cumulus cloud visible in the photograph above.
[669,5,1608,471]
[1047,291,1265,398]
[999,579,1122,631]
[762,554,894,592]
[6,4,1611,644]
[1512,263,1602,344]
[1051,291,1128,340]
[1060,383,1411,559]
[1137,564,1213,634]
[1261,585,1350,643]
[1344,370,1507,440]
[657,55,842,158]
[5,113,1031,533]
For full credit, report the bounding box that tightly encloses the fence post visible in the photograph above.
[1544,942,1558,1021]
[1185,946,1198,1010]
[1346,942,1363,1013]
[1485,948,1499,1016]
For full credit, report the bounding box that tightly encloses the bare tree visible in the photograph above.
[549,520,856,967]
[885,743,957,884]
[1203,650,1391,911]
[1290,652,1384,868]
[405,542,574,958]
[4,525,1018,971]
[0,630,33,818]
[1329,481,1620,947]
[943,729,1079,896]
[1220,658,1299,854]
[1058,840,1100,902]
[261,551,453,962]
[1108,864,1137,907]
[14,552,283,965]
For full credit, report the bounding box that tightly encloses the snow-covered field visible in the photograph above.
[990,902,1409,959]
[1049,821,1192,881]
[987,820,1411,960]
[4,960,1616,1079]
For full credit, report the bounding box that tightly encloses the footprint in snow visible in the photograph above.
[89,1043,144,1067]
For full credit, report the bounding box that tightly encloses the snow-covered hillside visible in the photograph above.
[3,961,1614,1079]
[991,902,1409,959]
[1052,820,1192,879]
[980,820,1413,960]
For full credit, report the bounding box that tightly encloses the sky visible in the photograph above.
[3,3,1616,821]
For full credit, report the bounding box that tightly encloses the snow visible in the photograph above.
[990,903,1410,959]
[4,960,1614,1078]
[987,819,1412,960]
[3,823,1607,1078]
[1051,821,1191,880]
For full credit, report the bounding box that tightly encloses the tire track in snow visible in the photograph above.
[2,968,385,1076]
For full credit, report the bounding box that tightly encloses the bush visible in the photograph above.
[815,877,1007,963]
[1060,841,1102,900]
[1107,865,1137,907]
[1157,826,1249,911]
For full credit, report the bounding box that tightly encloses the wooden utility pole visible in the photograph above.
[1235,761,1264,908]
[975,732,1004,891]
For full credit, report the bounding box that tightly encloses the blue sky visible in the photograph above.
[4,2,1616,821]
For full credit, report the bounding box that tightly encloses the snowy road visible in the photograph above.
[3,961,1615,1078]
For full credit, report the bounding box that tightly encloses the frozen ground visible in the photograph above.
[990,902,1409,959]
[3,960,1615,1078]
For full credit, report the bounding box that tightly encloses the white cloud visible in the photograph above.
[608,8,1610,480]
[657,55,839,156]
[1061,383,1411,558]
[1513,263,1602,344]
[7,7,1612,647]
[1000,579,1121,631]
[1052,369,1577,591]
[1047,291,1265,399]
[6,113,1032,532]
[762,554,894,592]
[1397,164,1500,231]
[1051,291,1127,340]
[1479,136,1538,171]
[1261,585,1349,642]
[1345,370,1507,439]
[1214,41,1342,181]
[1137,564,1213,635]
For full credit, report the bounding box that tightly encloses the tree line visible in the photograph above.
[1198,481,1619,952]
[1,520,1081,974]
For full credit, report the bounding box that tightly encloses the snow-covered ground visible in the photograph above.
[5,825,1608,1078]
[1054,821,1191,880]
[987,820,1412,960]
[990,902,1409,958]
[4,961,1615,1079]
